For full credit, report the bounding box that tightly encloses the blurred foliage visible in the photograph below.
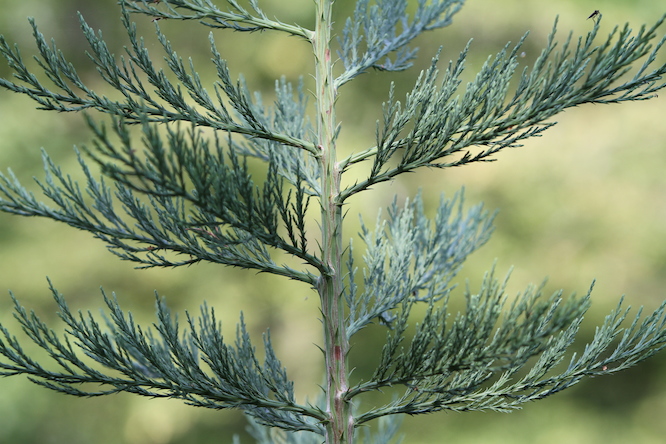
[0,0,665,443]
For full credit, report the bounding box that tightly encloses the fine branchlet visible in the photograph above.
[345,190,495,337]
[336,0,465,86]
[1,1,666,443]
[125,0,314,37]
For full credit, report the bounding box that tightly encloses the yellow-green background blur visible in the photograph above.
[1,0,665,443]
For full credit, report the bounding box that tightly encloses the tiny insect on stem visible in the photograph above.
[587,10,600,20]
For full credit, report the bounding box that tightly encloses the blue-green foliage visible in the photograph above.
[1,0,666,443]
[346,191,494,336]
[336,0,464,85]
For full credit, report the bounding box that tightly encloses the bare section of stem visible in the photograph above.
[313,0,351,443]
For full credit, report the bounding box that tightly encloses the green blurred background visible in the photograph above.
[1,0,666,443]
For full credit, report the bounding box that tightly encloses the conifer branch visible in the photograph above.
[0,116,322,282]
[351,272,666,423]
[229,77,321,196]
[1,2,666,442]
[122,0,313,38]
[336,0,464,87]
[345,191,494,336]
[340,14,666,200]
[0,8,318,155]
[0,282,326,433]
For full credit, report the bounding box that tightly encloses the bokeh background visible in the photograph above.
[1,0,666,443]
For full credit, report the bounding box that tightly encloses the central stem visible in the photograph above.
[313,0,351,443]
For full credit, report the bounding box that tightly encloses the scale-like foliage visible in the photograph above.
[0,116,320,280]
[341,15,666,198]
[351,273,666,423]
[1,1,666,443]
[336,0,464,85]
[345,191,494,336]
[0,281,325,433]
